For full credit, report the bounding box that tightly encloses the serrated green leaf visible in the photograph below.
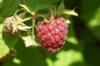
[63,9,78,16]
[0,24,10,58]
[2,0,18,17]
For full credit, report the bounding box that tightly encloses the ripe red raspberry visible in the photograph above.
[37,17,68,53]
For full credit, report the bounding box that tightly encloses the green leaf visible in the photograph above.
[46,50,83,66]
[0,16,18,58]
[2,0,18,17]
[0,16,18,49]
[63,9,78,16]
[2,33,18,48]
[0,16,4,23]
[0,24,10,58]
[24,0,56,10]
[4,39,46,66]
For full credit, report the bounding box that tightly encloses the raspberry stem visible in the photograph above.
[32,17,35,39]
[14,8,24,16]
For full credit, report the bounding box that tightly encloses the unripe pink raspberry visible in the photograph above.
[37,17,68,53]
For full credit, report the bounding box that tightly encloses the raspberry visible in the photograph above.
[3,16,18,35]
[37,17,68,53]
[3,17,13,35]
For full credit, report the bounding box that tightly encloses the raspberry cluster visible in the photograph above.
[37,17,68,53]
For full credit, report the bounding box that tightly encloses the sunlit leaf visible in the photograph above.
[0,24,10,58]
[46,50,83,66]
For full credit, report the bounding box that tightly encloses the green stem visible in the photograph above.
[14,8,24,16]
[32,16,35,39]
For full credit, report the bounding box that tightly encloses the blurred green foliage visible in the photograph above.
[0,0,100,66]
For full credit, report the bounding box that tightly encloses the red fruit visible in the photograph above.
[37,17,68,53]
